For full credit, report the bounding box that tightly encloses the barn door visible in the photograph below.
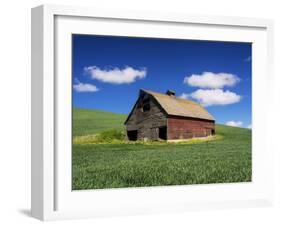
[158,126,167,140]
[127,130,138,141]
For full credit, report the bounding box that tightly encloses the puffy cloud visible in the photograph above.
[84,66,146,84]
[183,72,240,89]
[73,80,99,92]
[180,89,241,106]
[178,93,189,99]
[226,121,243,127]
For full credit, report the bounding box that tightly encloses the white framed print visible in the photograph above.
[31,4,274,221]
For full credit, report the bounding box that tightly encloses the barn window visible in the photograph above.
[127,130,138,141]
[158,126,167,140]
[142,98,150,112]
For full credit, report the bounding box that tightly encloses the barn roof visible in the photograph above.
[141,89,215,121]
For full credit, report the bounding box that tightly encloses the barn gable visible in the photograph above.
[125,90,167,140]
[125,90,167,124]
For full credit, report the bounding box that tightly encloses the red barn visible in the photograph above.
[124,89,215,141]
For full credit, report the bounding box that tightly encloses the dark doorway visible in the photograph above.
[127,130,138,141]
[211,129,215,135]
[158,126,167,140]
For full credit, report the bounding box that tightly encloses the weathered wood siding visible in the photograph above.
[126,93,167,140]
[167,116,215,140]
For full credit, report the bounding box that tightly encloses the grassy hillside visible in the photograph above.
[72,108,252,190]
[73,108,127,136]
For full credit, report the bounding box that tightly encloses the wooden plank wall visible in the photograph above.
[126,94,167,140]
[167,117,215,140]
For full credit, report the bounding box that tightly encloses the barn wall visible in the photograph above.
[126,94,167,140]
[167,117,215,140]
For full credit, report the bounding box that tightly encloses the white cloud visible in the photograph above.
[247,124,252,129]
[226,121,243,127]
[179,93,189,99]
[183,72,240,89]
[180,89,241,107]
[84,66,147,84]
[73,80,99,93]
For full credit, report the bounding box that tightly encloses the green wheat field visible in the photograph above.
[72,108,252,190]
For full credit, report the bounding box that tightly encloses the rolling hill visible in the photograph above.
[72,108,252,190]
[73,108,127,136]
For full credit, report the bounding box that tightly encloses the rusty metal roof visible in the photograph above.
[142,89,215,121]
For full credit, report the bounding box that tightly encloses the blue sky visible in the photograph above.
[72,34,252,128]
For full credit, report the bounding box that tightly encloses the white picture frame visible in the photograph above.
[31,4,274,221]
